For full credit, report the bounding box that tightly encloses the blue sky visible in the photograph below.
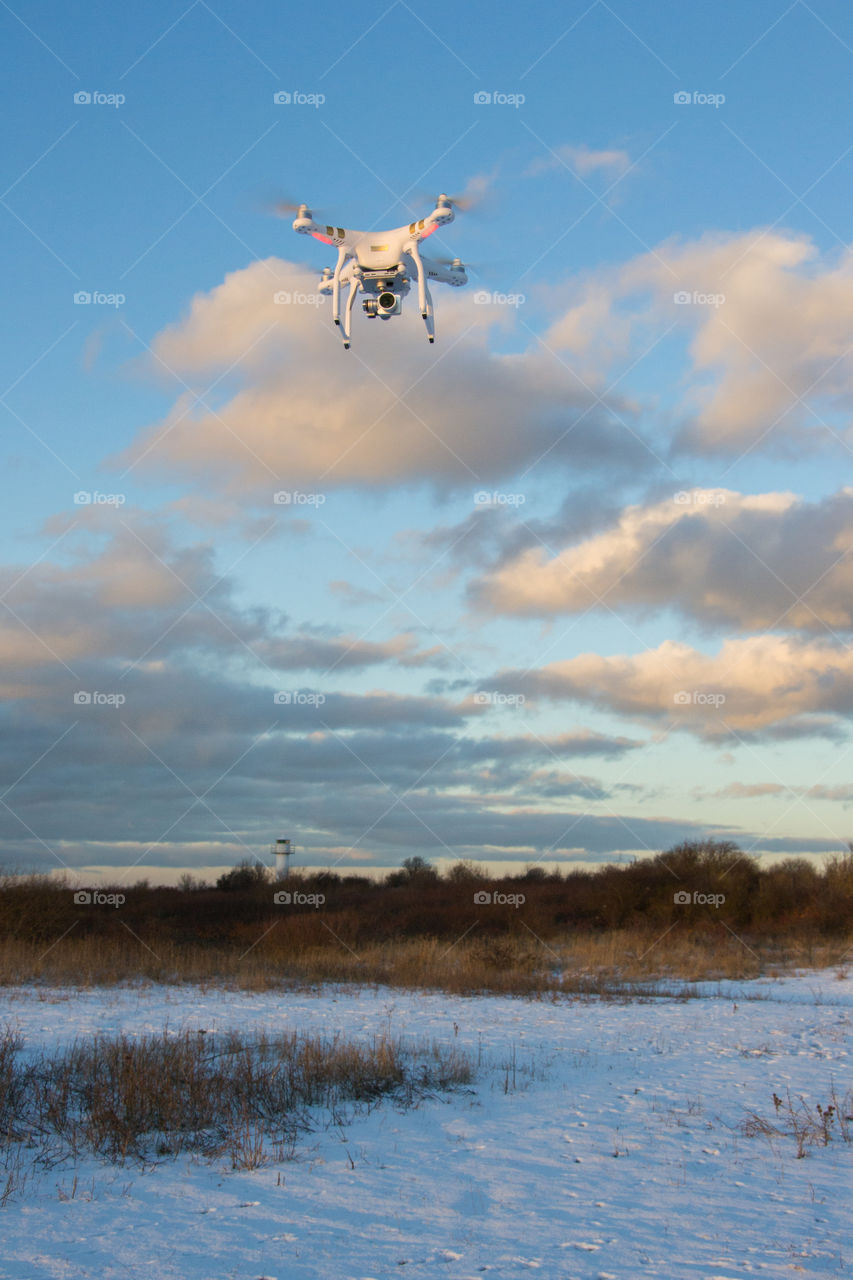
[4,0,853,883]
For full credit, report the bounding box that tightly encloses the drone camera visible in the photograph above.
[363,292,402,319]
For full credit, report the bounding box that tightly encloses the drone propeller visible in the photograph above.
[260,190,328,219]
[430,255,494,276]
[417,175,494,214]
[432,191,478,212]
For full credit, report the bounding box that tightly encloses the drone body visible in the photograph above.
[291,195,468,348]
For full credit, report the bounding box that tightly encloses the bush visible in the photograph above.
[215,861,270,892]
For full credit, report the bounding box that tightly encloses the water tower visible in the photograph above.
[272,837,293,879]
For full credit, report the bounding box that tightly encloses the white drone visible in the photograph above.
[288,194,469,349]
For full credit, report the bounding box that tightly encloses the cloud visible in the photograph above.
[545,229,853,454]
[0,510,446,687]
[0,649,680,875]
[491,634,853,737]
[0,508,674,874]
[472,486,853,634]
[527,144,632,178]
[710,780,853,806]
[112,258,652,499]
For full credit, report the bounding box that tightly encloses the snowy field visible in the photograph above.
[1,970,851,1280]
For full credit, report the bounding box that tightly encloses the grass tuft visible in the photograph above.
[0,1026,473,1200]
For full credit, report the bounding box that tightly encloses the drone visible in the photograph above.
[288,194,469,349]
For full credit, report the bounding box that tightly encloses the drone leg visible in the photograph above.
[410,243,428,318]
[331,247,346,327]
[422,282,435,343]
[341,279,359,349]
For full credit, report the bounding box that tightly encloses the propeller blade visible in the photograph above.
[418,174,495,213]
[430,255,495,275]
[257,189,328,219]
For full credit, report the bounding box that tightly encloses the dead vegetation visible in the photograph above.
[0,842,850,994]
[0,1023,473,1202]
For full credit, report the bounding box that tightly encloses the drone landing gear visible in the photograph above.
[410,244,435,343]
[341,278,359,349]
[422,282,435,343]
[330,246,347,332]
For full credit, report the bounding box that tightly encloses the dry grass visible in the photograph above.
[742,1085,853,1157]
[0,1024,473,1199]
[0,928,849,995]
[3,845,852,996]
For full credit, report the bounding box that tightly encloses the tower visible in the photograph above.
[273,838,293,879]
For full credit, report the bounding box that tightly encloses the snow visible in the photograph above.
[1,969,851,1279]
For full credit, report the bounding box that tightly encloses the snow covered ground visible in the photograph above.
[1,970,851,1279]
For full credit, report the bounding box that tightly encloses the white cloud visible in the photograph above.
[527,144,631,178]
[0,511,444,682]
[545,229,853,453]
[493,634,853,737]
[113,258,649,498]
[474,486,853,633]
